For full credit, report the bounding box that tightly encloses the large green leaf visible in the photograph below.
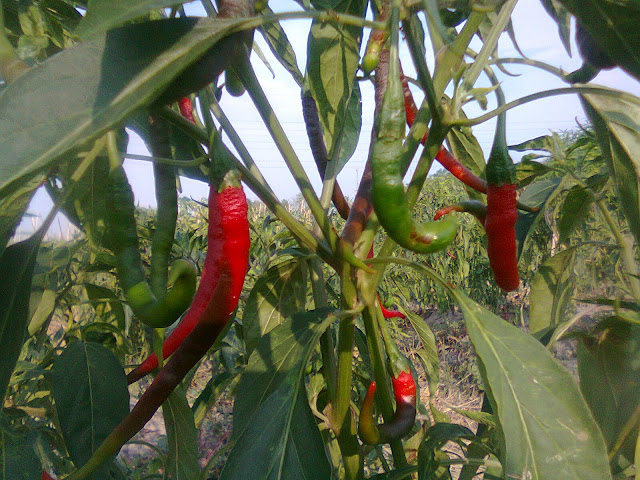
[222,309,335,479]
[304,0,366,161]
[451,290,612,479]
[557,173,608,245]
[337,80,362,171]
[539,0,572,55]
[76,0,190,39]
[577,318,640,463]
[0,431,41,480]
[164,384,200,480]
[258,9,304,87]
[529,249,577,334]
[243,257,307,356]
[0,16,260,198]
[515,177,562,258]
[558,0,640,81]
[581,92,640,247]
[52,340,129,478]
[0,176,42,257]
[0,231,44,401]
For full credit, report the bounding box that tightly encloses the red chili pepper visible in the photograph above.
[42,471,54,480]
[73,168,249,479]
[484,83,520,292]
[127,170,248,384]
[485,183,519,291]
[178,97,195,124]
[358,370,417,445]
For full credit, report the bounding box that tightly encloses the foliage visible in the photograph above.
[1,0,640,479]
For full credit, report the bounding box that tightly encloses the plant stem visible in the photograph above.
[310,256,338,403]
[334,265,362,479]
[158,106,336,267]
[235,57,342,257]
[451,86,640,128]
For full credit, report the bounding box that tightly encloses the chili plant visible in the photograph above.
[0,0,640,479]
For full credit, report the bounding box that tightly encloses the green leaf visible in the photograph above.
[76,0,191,39]
[581,92,640,247]
[0,431,41,480]
[404,309,439,396]
[233,308,335,435]
[27,288,56,336]
[258,10,303,87]
[529,248,576,334]
[418,423,477,480]
[515,177,562,258]
[337,80,362,172]
[222,309,336,479]
[304,0,366,161]
[0,176,42,257]
[220,372,331,480]
[243,257,307,356]
[577,318,640,463]
[84,283,126,331]
[164,384,200,480]
[52,340,130,478]
[451,290,611,480]
[0,16,260,198]
[0,232,44,401]
[539,0,572,55]
[557,173,608,245]
[559,0,640,81]
[509,134,558,154]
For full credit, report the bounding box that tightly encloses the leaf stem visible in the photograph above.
[451,86,640,128]
[235,56,341,257]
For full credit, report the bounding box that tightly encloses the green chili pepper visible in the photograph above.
[371,6,458,254]
[105,163,196,328]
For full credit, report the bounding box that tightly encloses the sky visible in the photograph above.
[20,0,640,238]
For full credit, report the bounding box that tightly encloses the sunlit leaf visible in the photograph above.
[0,16,261,198]
[451,290,612,479]
[529,248,576,334]
[223,309,336,479]
[258,10,303,87]
[304,0,366,161]
[581,91,640,247]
